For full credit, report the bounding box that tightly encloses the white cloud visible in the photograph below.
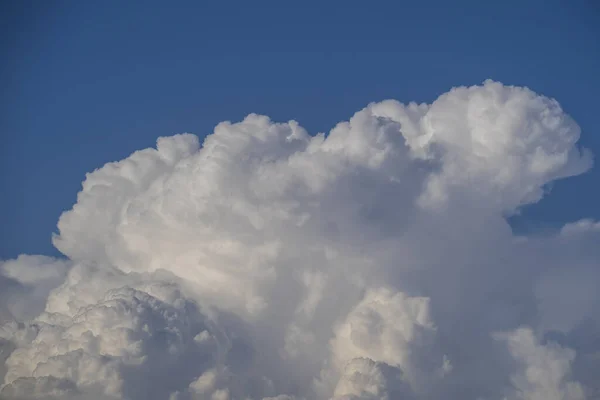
[0,265,221,399]
[1,81,598,399]
[326,287,436,395]
[495,327,585,400]
[560,219,600,236]
[0,256,71,323]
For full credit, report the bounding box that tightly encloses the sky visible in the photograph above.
[1,0,599,258]
[1,2,600,400]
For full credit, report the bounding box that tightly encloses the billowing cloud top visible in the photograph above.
[1,80,598,400]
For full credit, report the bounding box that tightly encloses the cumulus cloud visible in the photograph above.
[330,358,410,400]
[495,327,586,400]
[1,80,599,399]
[0,256,70,322]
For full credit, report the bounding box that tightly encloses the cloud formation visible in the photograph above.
[1,80,598,399]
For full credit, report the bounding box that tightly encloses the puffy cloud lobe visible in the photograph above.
[52,134,201,265]
[327,288,437,395]
[0,256,70,323]
[560,219,600,236]
[1,265,221,399]
[1,81,599,399]
[331,358,412,400]
[414,81,592,212]
[496,327,585,400]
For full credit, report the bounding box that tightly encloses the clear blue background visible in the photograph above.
[1,0,599,258]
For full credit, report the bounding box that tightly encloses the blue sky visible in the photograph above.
[1,0,599,259]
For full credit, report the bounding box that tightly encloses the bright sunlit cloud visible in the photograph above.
[1,81,598,400]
